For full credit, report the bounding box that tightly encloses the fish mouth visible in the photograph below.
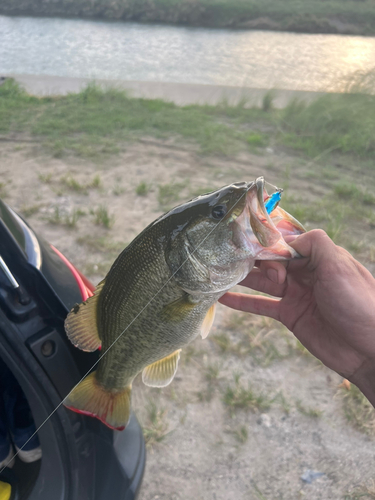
[236,177,306,260]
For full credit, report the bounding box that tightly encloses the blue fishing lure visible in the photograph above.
[265,190,282,214]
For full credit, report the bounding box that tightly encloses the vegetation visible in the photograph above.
[1,78,375,165]
[1,0,375,35]
[340,384,375,435]
[223,375,271,414]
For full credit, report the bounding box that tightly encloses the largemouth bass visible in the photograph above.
[64,177,305,430]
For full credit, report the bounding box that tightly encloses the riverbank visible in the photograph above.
[6,74,328,108]
[1,0,375,36]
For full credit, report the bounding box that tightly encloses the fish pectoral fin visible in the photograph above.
[64,280,105,352]
[142,349,181,388]
[201,303,216,339]
[63,371,131,431]
[160,295,196,322]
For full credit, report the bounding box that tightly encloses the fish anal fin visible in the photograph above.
[64,280,105,352]
[142,350,181,388]
[201,303,216,339]
[64,372,131,431]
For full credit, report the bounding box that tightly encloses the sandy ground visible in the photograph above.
[6,74,328,108]
[0,137,374,500]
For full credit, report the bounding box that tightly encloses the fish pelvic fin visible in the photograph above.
[142,349,181,388]
[64,372,131,431]
[64,280,105,352]
[201,303,216,339]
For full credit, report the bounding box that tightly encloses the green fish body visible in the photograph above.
[64,178,305,430]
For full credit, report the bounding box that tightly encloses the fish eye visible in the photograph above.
[211,204,227,220]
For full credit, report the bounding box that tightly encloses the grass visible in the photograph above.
[345,481,375,499]
[46,206,84,228]
[295,400,322,418]
[142,402,170,447]
[2,78,375,165]
[20,203,42,217]
[340,384,375,435]
[222,375,271,415]
[136,181,151,196]
[232,425,249,444]
[94,205,114,228]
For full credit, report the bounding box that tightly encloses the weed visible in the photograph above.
[223,375,271,414]
[91,174,102,188]
[334,182,359,200]
[136,182,150,196]
[262,90,275,112]
[247,132,268,148]
[20,204,41,217]
[65,209,83,228]
[340,384,375,435]
[296,400,322,418]
[47,206,62,225]
[94,205,114,228]
[232,425,248,444]
[142,402,169,447]
[344,480,375,499]
[46,206,83,228]
[38,173,53,183]
[61,175,87,193]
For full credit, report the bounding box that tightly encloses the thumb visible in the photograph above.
[286,229,336,265]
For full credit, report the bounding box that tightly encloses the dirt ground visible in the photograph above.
[0,138,374,500]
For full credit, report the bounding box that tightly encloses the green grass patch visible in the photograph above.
[142,402,170,447]
[340,384,375,435]
[2,78,375,163]
[93,205,115,228]
[135,182,151,196]
[223,375,271,414]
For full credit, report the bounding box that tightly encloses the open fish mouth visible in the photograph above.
[235,177,306,260]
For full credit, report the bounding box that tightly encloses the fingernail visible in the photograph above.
[267,269,279,283]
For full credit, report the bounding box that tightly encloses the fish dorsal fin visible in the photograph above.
[201,303,216,339]
[64,280,105,352]
[142,350,181,388]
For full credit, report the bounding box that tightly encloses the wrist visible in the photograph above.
[349,359,375,408]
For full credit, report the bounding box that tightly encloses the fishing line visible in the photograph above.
[1,182,257,471]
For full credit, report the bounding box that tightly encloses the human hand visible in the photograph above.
[219,230,375,406]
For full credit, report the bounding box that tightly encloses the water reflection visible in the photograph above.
[1,15,374,92]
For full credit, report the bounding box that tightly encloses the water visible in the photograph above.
[1,15,375,92]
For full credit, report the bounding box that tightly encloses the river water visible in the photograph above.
[1,15,374,92]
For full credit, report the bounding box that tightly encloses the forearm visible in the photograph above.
[350,359,375,408]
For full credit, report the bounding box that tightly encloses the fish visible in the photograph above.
[63,177,305,430]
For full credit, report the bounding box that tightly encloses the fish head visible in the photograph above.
[165,177,305,294]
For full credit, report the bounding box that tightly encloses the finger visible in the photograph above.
[219,292,281,321]
[287,229,336,264]
[258,261,287,284]
[239,268,286,298]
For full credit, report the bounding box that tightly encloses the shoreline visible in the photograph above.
[6,74,331,109]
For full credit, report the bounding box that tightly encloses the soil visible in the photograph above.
[0,138,374,499]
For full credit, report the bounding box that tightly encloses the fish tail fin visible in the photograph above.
[64,372,131,431]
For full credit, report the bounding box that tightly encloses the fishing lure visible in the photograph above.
[265,189,283,214]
